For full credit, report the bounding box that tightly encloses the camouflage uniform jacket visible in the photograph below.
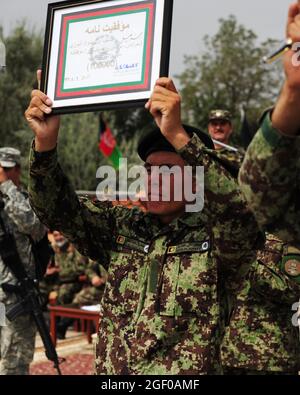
[54,246,87,283]
[239,110,300,250]
[0,180,45,305]
[28,134,262,375]
[202,148,245,180]
[221,234,300,373]
[215,148,245,170]
[85,260,108,284]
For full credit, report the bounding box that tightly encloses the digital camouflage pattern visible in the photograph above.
[72,283,103,305]
[0,179,45,375]
[82,260,107,284]
[213,148,245,172]
[239,111,300,249]
[0,314,36,375]
[28,133,262,375]
[40,248,99,306]
[54,246,87,305]
[73,262,107,305]
[222,234,300,373]
[218,148,244,168]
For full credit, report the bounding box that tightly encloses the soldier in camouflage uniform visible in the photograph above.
[73,261,107,306]
[216,106,300,375]
[25,75,262,374]
[0,148,45,375]
[51,231,88,305]
[222,234,300,375]
[239,2,300,249]
[39,231,87,306]
[207,110,245,171]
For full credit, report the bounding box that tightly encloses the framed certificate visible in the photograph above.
[41,0,173,114]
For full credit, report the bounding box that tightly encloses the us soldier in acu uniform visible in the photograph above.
[207,110,245,171]
[25,73,262,375]
[239,1,300,248]
[0,147,45,375]
[222,233,300,375]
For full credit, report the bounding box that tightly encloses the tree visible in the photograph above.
[0,24,43,146]
[103,107,153,139]
[177,15,283,143]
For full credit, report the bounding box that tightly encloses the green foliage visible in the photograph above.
[102,107,153,138]
[57,113,100,190]
[177,15,283,144]
[0,24,42,147]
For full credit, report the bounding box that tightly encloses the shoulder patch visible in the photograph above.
[284,259,300,277]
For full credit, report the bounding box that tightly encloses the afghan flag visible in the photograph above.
[98,115,122,169]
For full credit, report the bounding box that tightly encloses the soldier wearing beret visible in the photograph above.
[0,147,45,374]
[239,1,300,250]
[25,73,262,374]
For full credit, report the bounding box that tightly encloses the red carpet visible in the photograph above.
[30,354,94,375]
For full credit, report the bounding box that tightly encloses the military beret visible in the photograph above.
[209,110,232,123]
[137,124,214,162]
[0,147,21,168]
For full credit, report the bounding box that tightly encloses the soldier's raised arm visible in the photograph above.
[239,2,300,243]
[179,137,263,290]
[26,71,116,264]
[147,78,263,289]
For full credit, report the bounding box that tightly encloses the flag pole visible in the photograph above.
[212,139,239,152]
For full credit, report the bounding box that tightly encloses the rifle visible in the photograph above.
[0,204,63,375]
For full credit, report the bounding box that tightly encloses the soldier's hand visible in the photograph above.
[46,267,60,276]
[271,2,300,135]
[283,2,300,89]
[25,70,60,152]
[49,291,58,302]
[0,167,8,184]
[145,78,189,149]
[91,275,104,287]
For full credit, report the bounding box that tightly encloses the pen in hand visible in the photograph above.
[263,38,293,64]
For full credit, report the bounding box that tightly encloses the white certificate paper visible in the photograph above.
[63,12,147,91]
